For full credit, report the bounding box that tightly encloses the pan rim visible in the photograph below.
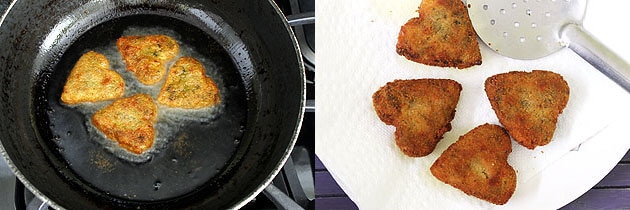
[0,0,65,207]
[229,0,307,209]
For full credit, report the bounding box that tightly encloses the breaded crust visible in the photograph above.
[372,79,461,157]
[92,94,158,154]
[396,0,482,69]
[157,57,220,108]
[117,34,179,85]
[485,70,570,149]
[61,51,125,104]
[430,124,516,205]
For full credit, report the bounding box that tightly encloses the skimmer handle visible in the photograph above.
[562,23,630,92]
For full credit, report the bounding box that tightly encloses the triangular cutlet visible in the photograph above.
[396,0,482,69]
[485,70,570,149]
[372,79,461,157]
[157,57,220,109]
[430,124,516,205]
[117,35,179,85]
[61,51,125,104]
[92,94,158,154]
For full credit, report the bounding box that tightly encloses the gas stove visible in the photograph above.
[0,0,315,209]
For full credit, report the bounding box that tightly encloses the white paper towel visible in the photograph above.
[315,0,630,209]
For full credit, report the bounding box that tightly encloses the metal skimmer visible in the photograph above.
[467,0,630,92]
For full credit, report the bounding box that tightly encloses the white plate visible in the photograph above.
[315,0,630,209]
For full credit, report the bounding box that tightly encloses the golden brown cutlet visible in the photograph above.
[116,34,179,85]
[396,0,482,69]
[157,57,220,109]
[60,51,125,104]
[485,70,570,149]
[372,79,461,157]
[430,123,516,205]
[92,94,158,154]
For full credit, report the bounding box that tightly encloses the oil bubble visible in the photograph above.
[153,181,162,191]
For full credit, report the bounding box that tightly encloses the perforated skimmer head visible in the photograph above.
[467,0,587,60]
[467,0,630,93]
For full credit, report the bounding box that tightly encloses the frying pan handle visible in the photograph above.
[287,12,315,26]
[15,178,26,210]
[263,184,305,210]
[562,23,630,92]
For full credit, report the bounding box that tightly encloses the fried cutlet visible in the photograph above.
[485,70,570,149]
[117,34,179,85]
[430,123,516,205]
[157,57,220,108]
[372,79,461,157]
[396,0,482,69]
[92,94,158,154]
[61,51,125,104]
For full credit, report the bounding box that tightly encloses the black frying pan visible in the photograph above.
[0,0,305,209]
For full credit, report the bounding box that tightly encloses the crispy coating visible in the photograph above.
[396,0,482,69]
[92,94,158,154]
[157,57,220,109]
[485,70,570,149]
[372,79,461,157]
[430,124,516,205]
[61,51,125,104]
[117,34,179,85]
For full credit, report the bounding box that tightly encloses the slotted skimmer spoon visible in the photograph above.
[467,0,630,92]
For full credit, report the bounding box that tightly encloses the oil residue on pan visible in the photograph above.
[33,15,250,201]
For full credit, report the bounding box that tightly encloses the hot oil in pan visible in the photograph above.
[37,15,250,201]
[74,27,231,163]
